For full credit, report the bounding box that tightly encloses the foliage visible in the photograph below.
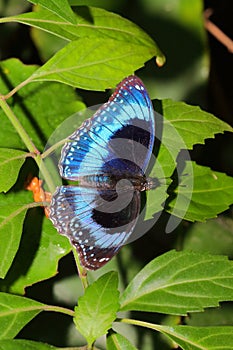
[0,1,233,350]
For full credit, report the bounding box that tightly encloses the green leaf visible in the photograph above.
[119,250,233,315]
[156,324,233,350]
[153,99,233,178]
[74,271,119,346]
[183,217,233,257]
[0,292,43,339]
[28,0,76,24]
[0,211,71,294]
[157,99,233,149]
[107,331,137,350]
[169,162,233,221]
[0,339,58,350]
[146,99,233,224]
[0,58,85,150]
[146,99,233,222]
[30,37,158,90]
[0,149,27,192]
[10,6,164,64]
[0,191,31,279]
[146,99,233,221]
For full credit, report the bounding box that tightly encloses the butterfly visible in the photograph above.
[49,75,155,270]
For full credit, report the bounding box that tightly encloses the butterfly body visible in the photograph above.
[76,169,150,191]
[49,75,155,270]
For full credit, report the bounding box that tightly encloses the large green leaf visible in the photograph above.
[8,6,164,63]
[156,324,233,350]
[0,148,27,192]
[153,99,233,179]
[0,210,71,294]
[0,293,43,339]
[28,0,76,24]
[157,99,232,149]
[146,100,233,221]
[0,191,32,279]
[74,272,119,346]
[120,250,233,315]
[29,37,158,90]
[169,161,233,221]
[0,58,85,150]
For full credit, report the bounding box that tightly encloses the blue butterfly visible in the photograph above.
[49,76,155,270]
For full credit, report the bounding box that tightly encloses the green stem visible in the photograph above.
[35,154,56,193]
[0,96,56,193]
[0,96,38,153]
[43,304,75,317]
[42,137,68,159]
[2,76,33,99]
[118,317,164,333]
[73,247,89,290]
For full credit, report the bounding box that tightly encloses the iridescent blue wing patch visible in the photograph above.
[49,75,155,270]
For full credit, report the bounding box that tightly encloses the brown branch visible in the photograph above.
[204,8,233,53]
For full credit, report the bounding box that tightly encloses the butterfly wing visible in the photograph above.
[49,185,140,270]
[59,75,155,179]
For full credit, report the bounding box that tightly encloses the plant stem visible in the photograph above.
[43,304,75,317]
[73,247,89,290]
[0,96,38,154]
[0,96,56,194]
[41,137,68,159]
[2,76,33,99]
[34,153,56,193]
[118,317,164,333]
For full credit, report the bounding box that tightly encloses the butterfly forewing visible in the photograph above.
[59,75,154,179]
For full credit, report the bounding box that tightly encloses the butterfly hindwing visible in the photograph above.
[50,185,140,269]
